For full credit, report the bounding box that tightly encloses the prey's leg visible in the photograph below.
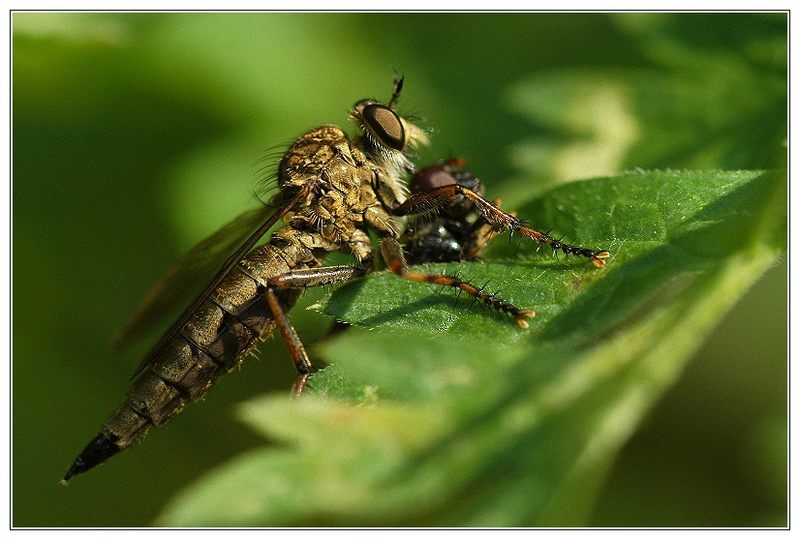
[380,237,535,329]
[395,185,610,267]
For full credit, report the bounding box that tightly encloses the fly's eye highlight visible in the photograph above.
[362,104,406,151]
[354,99,377,110]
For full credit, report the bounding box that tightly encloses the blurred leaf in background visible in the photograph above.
[503,13,786,198]
[12,12,785,527]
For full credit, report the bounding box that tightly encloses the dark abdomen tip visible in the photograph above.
[62,432,121,483]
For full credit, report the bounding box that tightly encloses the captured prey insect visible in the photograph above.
[404,158,505,265]
[404,158,607,271]
[63,77,609,482]
[402,158,609,269]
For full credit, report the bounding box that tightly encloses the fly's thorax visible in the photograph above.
[277,123,386,231]
[268,224,340,265]
[278,125,350,193]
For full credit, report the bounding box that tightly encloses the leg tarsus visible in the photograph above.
[291,372,312,398]
[380,237,535,328]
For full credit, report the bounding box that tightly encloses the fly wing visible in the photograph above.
[113,204,275,351]
[125,187,310,376]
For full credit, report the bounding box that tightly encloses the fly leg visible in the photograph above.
[380,237,535,329]
[462,196,507,260]
[265,263,372,395]
[264,289,312,396]
[395,185,610,267]
[267,264,370,289]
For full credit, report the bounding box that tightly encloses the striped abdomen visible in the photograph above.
[63,237,316,481]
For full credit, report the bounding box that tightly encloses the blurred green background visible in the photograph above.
[13,12,786,526]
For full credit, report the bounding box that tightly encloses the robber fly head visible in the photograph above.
[350,80,429,176]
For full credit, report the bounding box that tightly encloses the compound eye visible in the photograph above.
[362,104,405,151]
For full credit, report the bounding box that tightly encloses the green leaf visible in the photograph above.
[157,168,785,526]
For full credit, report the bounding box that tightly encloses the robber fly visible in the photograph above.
[63,77,609,482]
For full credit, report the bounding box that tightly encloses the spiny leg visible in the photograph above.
[395,184,610,267]
[265,263,373,396]
[462,197,507,259]
[266,264,370,397]
[380,237,535,329]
